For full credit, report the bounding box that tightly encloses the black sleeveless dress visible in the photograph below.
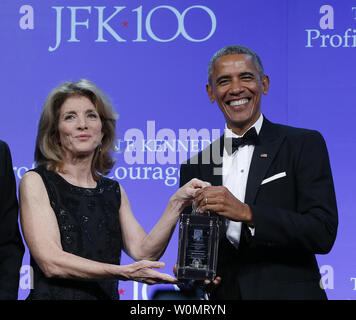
[27,166,123,300]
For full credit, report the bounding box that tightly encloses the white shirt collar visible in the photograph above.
[224,113,264,138]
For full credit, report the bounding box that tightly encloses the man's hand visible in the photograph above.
[173,264,222,294]
[194,186,254,225]
[202,276,222,294]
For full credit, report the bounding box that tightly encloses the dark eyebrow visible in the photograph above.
[239,72,255,78]
[215,72,255,84]
[215,75,231,84]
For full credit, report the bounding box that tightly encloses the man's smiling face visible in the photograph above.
[207,54,269,135]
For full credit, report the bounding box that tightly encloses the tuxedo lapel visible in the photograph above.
[198,120,285,198]
[198,135,226,235]
[245,118,285,205]
[199,135,224,187]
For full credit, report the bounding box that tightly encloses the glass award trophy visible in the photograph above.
[177,203,220,281]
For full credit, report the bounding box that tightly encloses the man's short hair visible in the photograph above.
[208,45,265,85]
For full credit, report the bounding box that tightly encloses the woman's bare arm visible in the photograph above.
[19,171,176,284]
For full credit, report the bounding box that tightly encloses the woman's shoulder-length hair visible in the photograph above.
[35,79,118,180]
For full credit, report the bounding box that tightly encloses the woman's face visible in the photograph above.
[57,95,104,159]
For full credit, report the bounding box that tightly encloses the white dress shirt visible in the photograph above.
[223,114,263,248]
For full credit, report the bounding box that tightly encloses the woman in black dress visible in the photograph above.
[19,79,208,300]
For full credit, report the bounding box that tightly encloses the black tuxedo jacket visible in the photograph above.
[179,118,338,300]
[0,140,24,299]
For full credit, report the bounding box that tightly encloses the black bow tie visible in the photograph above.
[225,127,259,154]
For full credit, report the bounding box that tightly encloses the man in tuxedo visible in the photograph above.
[0,140,24,299]
[179,45,338,299]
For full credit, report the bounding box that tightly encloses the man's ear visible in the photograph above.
[206,84,215,103]
[262,75,270,95]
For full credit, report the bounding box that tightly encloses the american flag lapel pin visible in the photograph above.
[260,153,268,158]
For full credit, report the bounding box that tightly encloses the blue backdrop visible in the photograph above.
[0,0,355,300]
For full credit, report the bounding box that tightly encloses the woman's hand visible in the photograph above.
[120,260,178,285]
[172,178,211,208]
